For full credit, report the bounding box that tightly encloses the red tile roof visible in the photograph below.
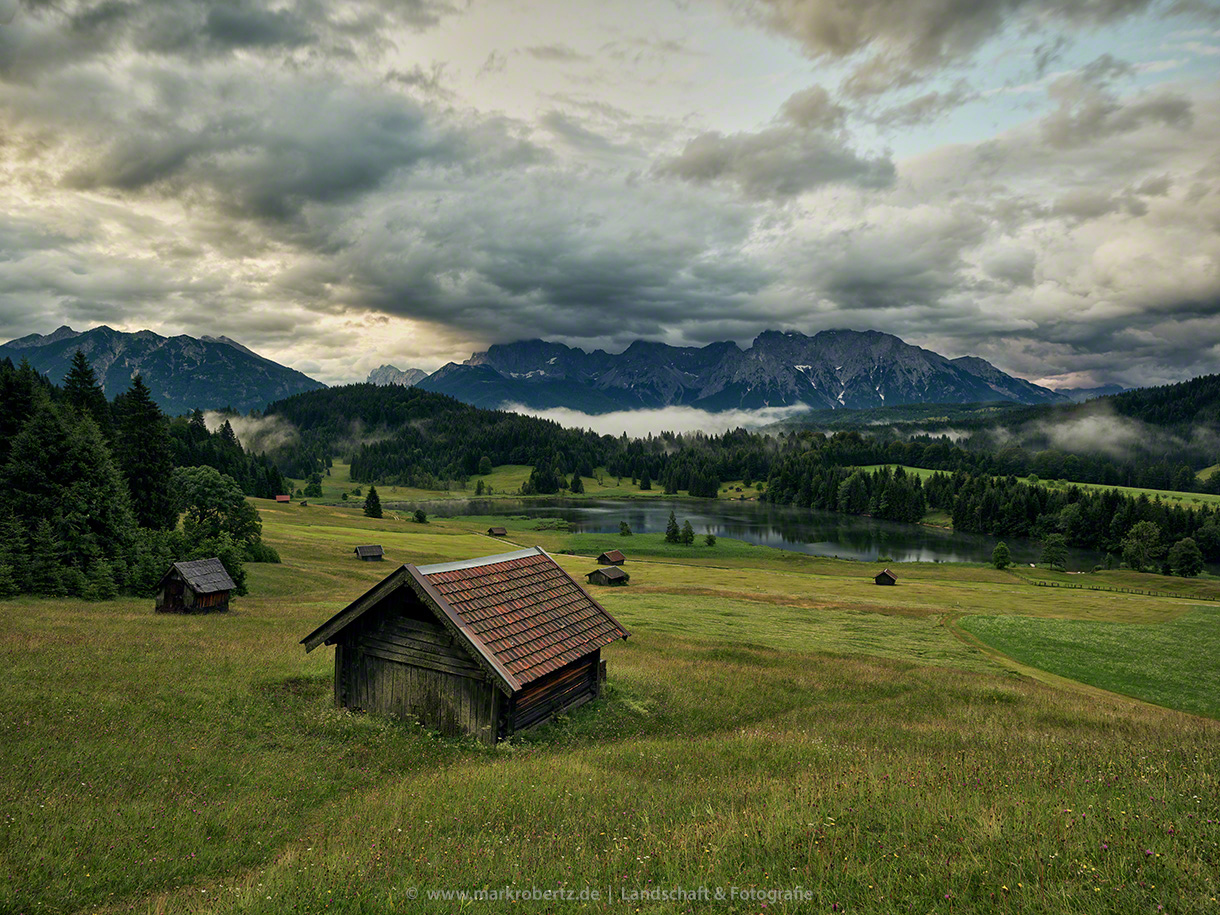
[419,548,628,686]
[597,549,626,564]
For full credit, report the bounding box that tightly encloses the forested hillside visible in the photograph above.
[0,354,284,599]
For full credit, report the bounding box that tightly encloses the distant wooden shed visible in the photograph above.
[155,558,235,613]
[596,549,626,565]
[275,494,291,503]
[301,547,629,743]
[487,526,508,536]
[354,545,385,562]
[586,566,629,587]
[874,568,897,586]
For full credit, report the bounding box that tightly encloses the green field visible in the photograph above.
[959,610,1220,718]
[2,499,1219,913]
[298,462,718,505]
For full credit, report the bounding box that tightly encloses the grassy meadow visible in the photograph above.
[2,498,1219,913]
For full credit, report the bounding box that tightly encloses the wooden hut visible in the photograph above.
[275,494,291,503]
[874,568,897,586]
[300,547,629,743]
[487,526,508,536]
[596,549,626,566]
[586,566,629,586]
[354,545,385,562]
[155,558,235,613]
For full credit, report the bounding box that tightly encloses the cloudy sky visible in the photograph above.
[2,0,1219,389]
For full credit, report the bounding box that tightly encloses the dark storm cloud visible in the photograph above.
[27,66,542,225]
[654,126,894,198]
[315,171,773,351]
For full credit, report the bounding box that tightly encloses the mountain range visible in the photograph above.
[3,324,1099,417]
[408,329,1071,413]
[0,325,325,414]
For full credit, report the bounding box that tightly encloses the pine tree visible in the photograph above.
[570,473,584,494]
[29,519,66,596]
[0,512,32,592]
[680,520,695,545]
[0,402,136,592]
[112,375,176,530]
[619,521,632,536]
[364,485,382,518]
[85,560,119,601]
[62,350,112,437]
[664,510,680,543]
[0,561,17,598]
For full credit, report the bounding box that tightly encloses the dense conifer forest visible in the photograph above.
[0,354,284,599]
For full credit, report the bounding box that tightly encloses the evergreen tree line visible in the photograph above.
[0,353,280,599]
[763,462,928,523]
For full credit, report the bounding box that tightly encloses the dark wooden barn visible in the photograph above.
[155,558,235,613]
[874,568,897,586]
[300,547,629,743]
[487,526,508,536]
[354,545,385,561]
[586,566,629,586]
[596,549,626,565]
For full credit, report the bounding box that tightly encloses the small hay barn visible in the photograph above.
[586,566,629,586]
[874,568,897,586]
[596,549,626,565]
[354,545,385,561]
[275,494,291,503]
[487,526,508,536]
[300,547,629,743]
[155,558,235,613]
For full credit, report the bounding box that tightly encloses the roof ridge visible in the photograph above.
[417,546,545,575]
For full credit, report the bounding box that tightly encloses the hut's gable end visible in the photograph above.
[341,590,486,680]
[329,584,504,742]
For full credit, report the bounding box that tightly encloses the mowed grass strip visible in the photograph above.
[959,609,1220,719]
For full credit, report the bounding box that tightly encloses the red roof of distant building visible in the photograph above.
[275,494,291,502]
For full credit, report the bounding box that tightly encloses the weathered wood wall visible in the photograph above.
[335,597,502,743]
[507,650,600,734]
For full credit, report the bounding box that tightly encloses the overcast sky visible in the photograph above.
[2,0,1219,389]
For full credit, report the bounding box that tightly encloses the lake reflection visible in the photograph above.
[390,497,1101,570]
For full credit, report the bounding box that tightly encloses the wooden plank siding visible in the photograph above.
[507,650,600,734]
[334,598,502,743]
